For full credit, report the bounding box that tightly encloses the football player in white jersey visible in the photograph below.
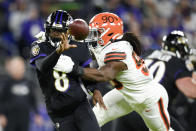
[70,12,173,131]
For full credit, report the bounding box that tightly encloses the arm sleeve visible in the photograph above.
[29,42,61,73]
[35,50,60,73]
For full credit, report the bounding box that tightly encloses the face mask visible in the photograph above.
[51,37,61,43]
[49,37,61,48]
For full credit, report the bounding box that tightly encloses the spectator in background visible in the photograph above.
[0,115,7,131]
[115,0,142,32]
[8,0,29,42]
[20,5,44,59]
[0,2,19,57]
[0,56,42,131]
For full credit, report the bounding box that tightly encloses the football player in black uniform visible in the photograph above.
[0,56,41,131]
[145,30,196,130]
[145,30,196,106]
[114,31,196,131]
[30,10,101,131]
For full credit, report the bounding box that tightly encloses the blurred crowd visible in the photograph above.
[1,0,196,59]
[0,0,196,131]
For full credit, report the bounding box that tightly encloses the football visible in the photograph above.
[68,19,89,41]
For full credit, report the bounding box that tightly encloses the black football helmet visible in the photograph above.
[162,30,191,59]
[44,10,73,47]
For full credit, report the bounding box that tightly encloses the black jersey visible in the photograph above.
[30,40,92,117]
[144,50,192,104]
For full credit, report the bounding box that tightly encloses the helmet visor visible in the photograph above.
[85,28,99,42]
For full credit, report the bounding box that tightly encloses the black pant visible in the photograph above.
[52,99,100,131]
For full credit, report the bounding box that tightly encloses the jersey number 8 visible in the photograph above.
[53,70,69,92]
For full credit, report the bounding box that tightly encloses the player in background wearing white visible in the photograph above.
[69,12,173,131]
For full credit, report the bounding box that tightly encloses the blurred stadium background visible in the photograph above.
[0,0,196,131]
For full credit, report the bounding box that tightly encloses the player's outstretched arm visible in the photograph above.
[71,61,127,82]
[35,33,77,73]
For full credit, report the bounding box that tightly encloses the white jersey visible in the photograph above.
[91,41,172,131]
[91,41,154,97]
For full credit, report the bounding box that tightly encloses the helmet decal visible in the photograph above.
[86,12,123,48]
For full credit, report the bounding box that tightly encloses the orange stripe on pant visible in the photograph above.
[158,97,170,131]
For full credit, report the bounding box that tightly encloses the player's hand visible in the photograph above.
[93,89,107,110]
[56,32,77,54]
[0,115,7,128]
